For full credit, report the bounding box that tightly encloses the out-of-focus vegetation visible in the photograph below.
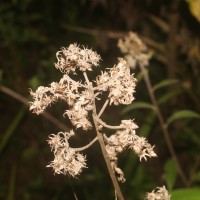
[0,0,200,199]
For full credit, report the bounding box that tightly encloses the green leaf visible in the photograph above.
[28,76,40,90]
[157,89,182,105]
[193,171,200,183]
[171,188,200,200]
[164,159,177,191]
[153,79,179,91]
[166,110,200,126]
[133,165,145,186]
[124,151,137,178]
[7,167,17,200]
[0,107,26,155]
[136,71,144,82]
[122,102,155,114]
[138,111,156,137]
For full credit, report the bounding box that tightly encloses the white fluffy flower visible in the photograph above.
[104,120,156,182]
[146,186,170,200]
[64,89,93,130]
[29,86,56,115]
[96,58,136,105]
[118,32,150,68]
[29,74,81,114]
[47,131,87,177]
[55,43,101,73]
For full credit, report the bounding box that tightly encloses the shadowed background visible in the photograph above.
[1,0,200,199]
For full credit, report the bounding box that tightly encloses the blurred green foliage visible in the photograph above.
[0,0,200,199]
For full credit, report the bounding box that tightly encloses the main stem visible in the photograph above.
[83,72,124,200]
[139,64,189,186]
[92,114,124,200]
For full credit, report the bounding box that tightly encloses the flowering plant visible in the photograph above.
[29,43,168,200]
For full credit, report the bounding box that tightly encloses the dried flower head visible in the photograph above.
[29,74,81,115]
[104,120,157,182]
[118,32,151,68]
[96,58,136,105]
[146,186,170,200]
[29,43,158,196]
[47,131,87,177]
[64,89,93,130]
[29,86,56,115]
[55,43,101,73]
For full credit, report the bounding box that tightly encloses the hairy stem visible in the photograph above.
[139,64,189,186]
[83,72,124,200]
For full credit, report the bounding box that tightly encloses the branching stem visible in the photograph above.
[83,72,124,200]
[73,137,98,151]
[95,117,123,130]
[98,99,109,117]
[0,85,70,132]
[139,64,189,186]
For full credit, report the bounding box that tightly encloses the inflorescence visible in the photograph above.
[29,43,168,199]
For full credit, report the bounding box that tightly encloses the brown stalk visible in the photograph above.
[62,24,164,53]
[83,72,124,200]
[139,64,189,187]
[0,85,69,132]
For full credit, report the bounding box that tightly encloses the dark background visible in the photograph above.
[1,0,200,199]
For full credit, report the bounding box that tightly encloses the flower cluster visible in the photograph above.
[96,58,136,105]
[29,74,82,115]
[29,44,157,186]
[29,44,100,129]
[118,32,150,68]
[146,186,171,200]
[29,44,102,176]
[47,131,87,176]
[55,43,101,73]
[64,89,93,130]
[103,120,157,182]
